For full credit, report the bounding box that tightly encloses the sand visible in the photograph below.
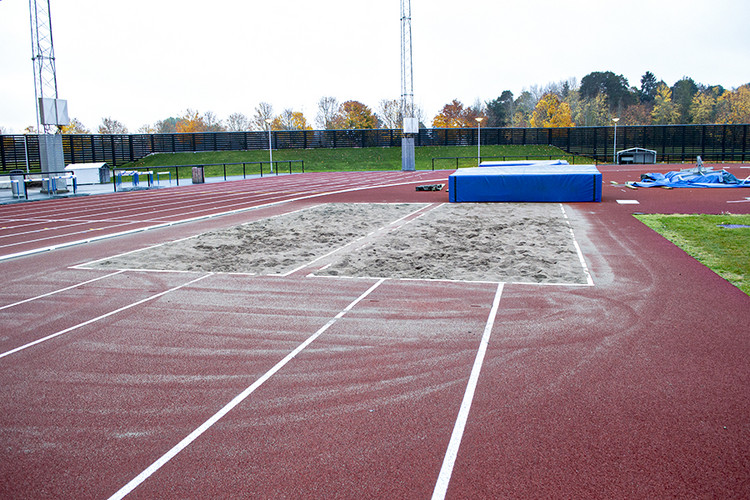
[315,203,587,284]
[90,203,588,284]
[90,204,427,275]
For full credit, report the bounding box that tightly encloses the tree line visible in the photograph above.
[435,71,750,129]
[11,70,747,135]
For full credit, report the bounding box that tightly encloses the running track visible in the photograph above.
[1,167,749,499]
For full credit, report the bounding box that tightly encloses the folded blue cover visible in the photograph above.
[634,169,750,188]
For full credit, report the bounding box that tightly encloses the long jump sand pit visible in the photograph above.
[87,203,589,284]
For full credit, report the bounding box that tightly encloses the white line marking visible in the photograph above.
[0,274,212,360]
[107,278,386,500]
[431,282,504,500]
[0,270,125,311]
[560,204,594,287]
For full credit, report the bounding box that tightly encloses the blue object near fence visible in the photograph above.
[448,164,602,203]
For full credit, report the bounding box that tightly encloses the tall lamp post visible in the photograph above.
[476,117,484,166]
[265,118,274,173]
[612,117,620,164]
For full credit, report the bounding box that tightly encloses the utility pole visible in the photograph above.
[401,0,416,171]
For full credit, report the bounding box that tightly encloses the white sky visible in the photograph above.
[1,0,749,133]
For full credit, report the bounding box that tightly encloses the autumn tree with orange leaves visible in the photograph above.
[432,99,483,128]
[332,100,378,129]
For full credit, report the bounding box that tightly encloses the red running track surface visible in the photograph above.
[0,167,748,499]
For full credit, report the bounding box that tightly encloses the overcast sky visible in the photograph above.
[1,0,749,133]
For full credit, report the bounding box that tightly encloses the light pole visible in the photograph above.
[265,118,274,173]
[476,117,484,166]
[612,117,620,164]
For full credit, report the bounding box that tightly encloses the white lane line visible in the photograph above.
[560,204,594,287]
[0,176,448,263]
[107,278,386,500]
[0,273,212,360]
[0,270,125,311]
[431,282,504,500]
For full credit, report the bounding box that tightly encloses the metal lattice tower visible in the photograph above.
[29,0,60,133]
[400,0,414,121]
[400,0,416,171]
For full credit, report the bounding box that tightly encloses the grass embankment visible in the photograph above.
[123,145,592,179]
[635,214,750,296]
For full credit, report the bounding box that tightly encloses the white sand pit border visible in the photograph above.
[81,202,592,286]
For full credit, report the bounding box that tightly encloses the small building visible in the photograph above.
[64,163,111,184]
[616,147,657,165]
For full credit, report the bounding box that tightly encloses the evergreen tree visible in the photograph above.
[640,71,658,102]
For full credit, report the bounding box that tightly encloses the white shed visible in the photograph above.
[64,163,111,184]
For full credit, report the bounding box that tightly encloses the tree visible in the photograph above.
[315,96,339,129]
[580,71,636,111]
[432,99,473,128]
[511,91,537,127]
[98,117,128,134]
[671,77,699,123]
[689,87,721,124]
[529,93,574,128]
[155,117,178,133]
[226,112,250,132]
[651,84,679,124]
[271,109,312,130]
[202,111,225,132]
[640,71,658,102]
[137,123,156,134]
[620,102,653,125]
[485,90,514,127]
[571,93,610,126]
[61,118,89,134]
[252,102,275,131]
[332,100,378,129]
[174,109,224,133]
[715,85,750,124]
[378,99,402,129]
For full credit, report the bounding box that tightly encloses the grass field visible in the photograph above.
[122,145,592,178]
[635,213,750,296]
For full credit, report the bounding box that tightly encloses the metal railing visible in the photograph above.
[0,169,77,200]
[112,160,304,192]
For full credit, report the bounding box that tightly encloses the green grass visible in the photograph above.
[634,213,750,296]
[122,145,592,179]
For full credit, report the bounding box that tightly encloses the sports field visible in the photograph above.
[1,165,749,498]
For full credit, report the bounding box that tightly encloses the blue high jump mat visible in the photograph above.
[448,163,602,203]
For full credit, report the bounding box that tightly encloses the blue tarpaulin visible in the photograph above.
[448,164,602,203]
[633,168,750,188]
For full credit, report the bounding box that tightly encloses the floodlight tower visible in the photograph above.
[29,0,66,133]
[400,0,416,171]
[28,0,69,177]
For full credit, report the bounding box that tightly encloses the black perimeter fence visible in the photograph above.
[1,124,748,172]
